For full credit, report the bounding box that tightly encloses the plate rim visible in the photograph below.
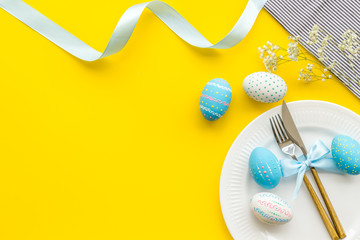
[219,100,360,240]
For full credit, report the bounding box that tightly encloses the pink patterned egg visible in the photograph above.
[250,192,293,225]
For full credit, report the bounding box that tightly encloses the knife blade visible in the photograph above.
[281,100,308,157]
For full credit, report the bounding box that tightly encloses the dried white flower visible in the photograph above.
[339,29,360,59]
[258,42,282,72]
[327,60,337,70]
[259,25,360,85]
[288,35,300,41]
[287,41,299,61]
[308,24,320,45]
[263,54,278,72]
[298,63,316,83]
[321,35,330,47]
[306,63,313,71]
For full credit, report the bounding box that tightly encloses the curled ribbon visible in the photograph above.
[0,0,267,61]
[280,140,343,199]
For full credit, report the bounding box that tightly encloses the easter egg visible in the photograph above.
[331,135,360,175]
[199,78,232,121]
[243,72,287,103]
[250,192,293,225]
[249,147,281,189]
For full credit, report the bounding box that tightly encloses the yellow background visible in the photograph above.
[0,0,359,239]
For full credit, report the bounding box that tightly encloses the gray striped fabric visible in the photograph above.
[264,0,360,98]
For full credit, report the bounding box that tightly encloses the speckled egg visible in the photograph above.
[249,147,281,189]
[243,72,286,103]
[199,78,232,121]
[331,135,360,175]
[250,192,293,225]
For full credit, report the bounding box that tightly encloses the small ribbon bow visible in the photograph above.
[280,140,343,199]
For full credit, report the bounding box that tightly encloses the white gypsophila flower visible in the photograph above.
[339,29,360,59]
[298,63,331,83]
[298,64,315,83]
[288,35,301,41]
[308,24,320,45]
[316,35,330,61]
[287,41,299,61]
[322,35,330,47]
[259,26,360,85]
[259,42,281,72]
[306,63,313,71]
[327,60,337,70]
[263,54,279,72]
[258,47,264,58]
[317,48,325,61]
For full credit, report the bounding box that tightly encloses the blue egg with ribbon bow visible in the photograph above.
[199,78,232,121]
[331,135,360,175]
[249,147,282,189]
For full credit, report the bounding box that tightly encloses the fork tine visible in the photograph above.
[275,114,289,140]
[277,114,289,138]
[269,117,281,144]
[272,116,285,142]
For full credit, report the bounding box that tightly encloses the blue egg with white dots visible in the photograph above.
[331,135,360,175]
[249,147,281,189]
[199,78,232,121]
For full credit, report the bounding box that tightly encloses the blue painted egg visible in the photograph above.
[199,78,232,121]
[249,147,282,189]
[331,135,360,175]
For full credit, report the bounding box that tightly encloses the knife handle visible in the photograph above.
[310,167,346,239]
[302,174,339,240]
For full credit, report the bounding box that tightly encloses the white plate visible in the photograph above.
[220,100,360,240]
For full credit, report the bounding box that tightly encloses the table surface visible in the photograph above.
[0,0,359,239]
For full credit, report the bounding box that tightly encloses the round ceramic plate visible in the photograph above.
[220,100,360,240]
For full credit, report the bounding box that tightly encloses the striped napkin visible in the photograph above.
[264,0,360,98]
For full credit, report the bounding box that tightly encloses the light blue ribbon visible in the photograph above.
[280,140,343,199]
[0,0,267,61]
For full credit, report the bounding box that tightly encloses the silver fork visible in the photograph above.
[269,114,297,160]
[269,114,339,240]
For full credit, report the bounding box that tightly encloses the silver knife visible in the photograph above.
[281,100,307,157]
[281,100,346,239]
